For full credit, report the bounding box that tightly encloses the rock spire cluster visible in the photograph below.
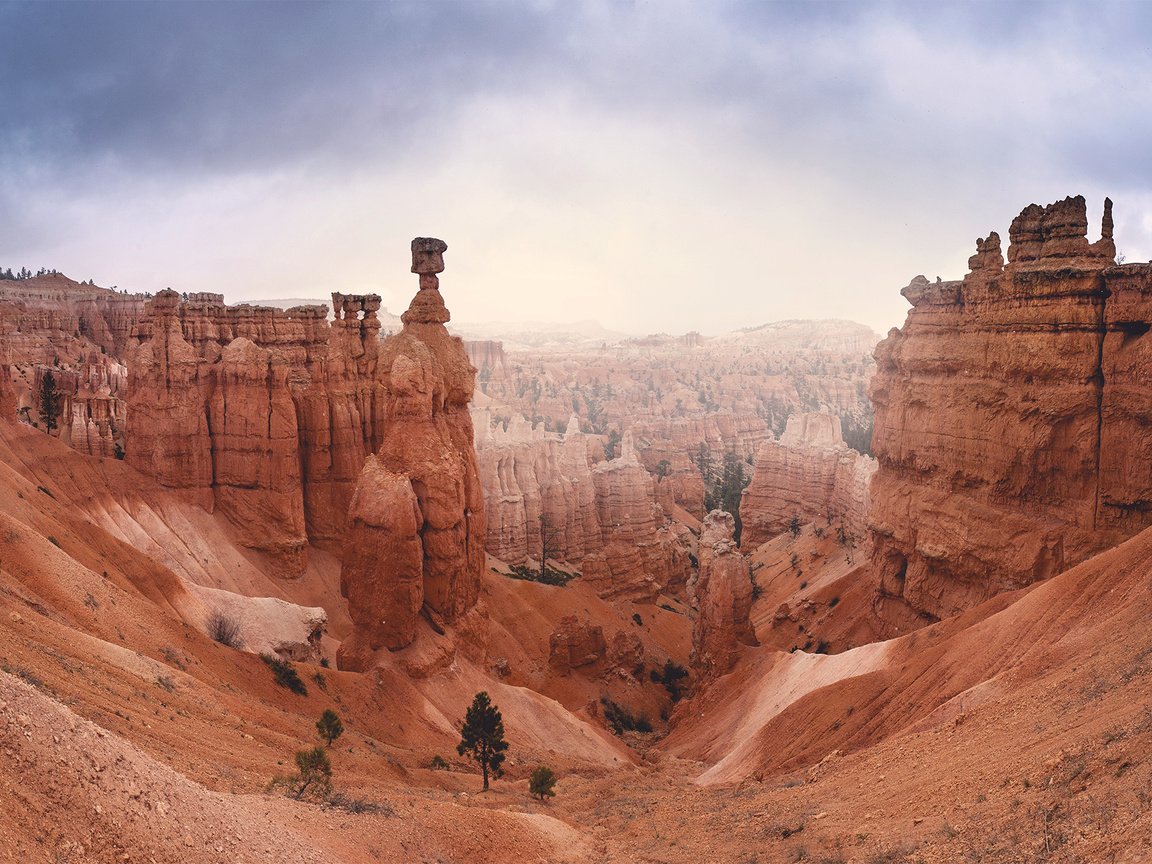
[338,238,486,669]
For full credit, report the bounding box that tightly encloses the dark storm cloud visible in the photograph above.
[0,1,575,181]
[5,0,1150,193]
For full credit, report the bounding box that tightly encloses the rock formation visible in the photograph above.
[868,195,1152,625]
[475,412,600,565]
[740,412,877,548]
[583,431,695,600]
[37,356,128,458]
[338,238,486,669]
[548,616,607,674]
[692,510,756,678]
[124,286,391,568]
[474,413,692,600]
[465,340,508,393]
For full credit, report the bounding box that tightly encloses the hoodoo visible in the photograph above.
[338,238,487,669]
[692,509,757,679]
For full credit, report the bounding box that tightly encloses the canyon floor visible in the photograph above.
[4,418,1152,863]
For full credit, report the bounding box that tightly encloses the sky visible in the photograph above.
[3,0,1152,338]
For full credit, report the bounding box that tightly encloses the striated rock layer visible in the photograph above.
[692,510,756,679]
[338,238,486,668]
[125,289,389,570]
[741,412,876,548]
[869,195,1152,626]
[475,417,693,600]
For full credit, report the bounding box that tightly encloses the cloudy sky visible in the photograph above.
[2,0,1151,337]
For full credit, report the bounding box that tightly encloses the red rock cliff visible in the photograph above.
[740,412,876,548]
[868,195,1152,626]
[126,290,386,571]
[338,238,486,668]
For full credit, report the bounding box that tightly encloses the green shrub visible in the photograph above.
[529,765,557,800]
[601,698,652,735]
[316,709,344,747]
[261,654,307,696]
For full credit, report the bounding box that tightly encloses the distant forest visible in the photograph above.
[0,267,58,280]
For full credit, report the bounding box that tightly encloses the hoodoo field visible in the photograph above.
[4,193,1152,862]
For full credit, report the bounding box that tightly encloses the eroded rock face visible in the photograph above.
[474,414,693,600]
[740,413,877,548]
[583,432,695,601]
[125,289,388,570]
[868,195,1152,627]
[337,239,486,668]
[692,510,756,679]
[548,615,607,674]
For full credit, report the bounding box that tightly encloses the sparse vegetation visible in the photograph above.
[632,612,643,626]
[38,370,61,433]
[651,659,689,702]
[508,563,574,586]
[529,765,557,800]
[429,754,449,770]
[207,609,243,648]
[270,746,332,800]
[325,791,393,815]
[261,653,308,696]
[601,697,653,734]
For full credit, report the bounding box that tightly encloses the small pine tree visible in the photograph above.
[290,746,332,800]
[457,691,508,791]
[38,371,61,432]
[316,709,344,748]
[529,766,556,801]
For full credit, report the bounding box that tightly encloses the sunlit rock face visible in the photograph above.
[868,195,1152,626]
[338,238,487,669]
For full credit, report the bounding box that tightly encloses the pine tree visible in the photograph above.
[316,709,344,748]
[457,691,508,790]
[39,371,61,432]
[290,746,331,800]
[529,766,556,801]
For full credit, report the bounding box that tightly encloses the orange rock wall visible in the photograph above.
[475,417,693,600]
[868,195,1152,624]
[741,413,876,548]
[126,291,387,571]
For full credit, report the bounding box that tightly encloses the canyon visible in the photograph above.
[5,196,1152,862]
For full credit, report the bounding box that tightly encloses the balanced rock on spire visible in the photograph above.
[339,237,486,669]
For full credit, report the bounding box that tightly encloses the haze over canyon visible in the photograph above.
[3,192,1152,862]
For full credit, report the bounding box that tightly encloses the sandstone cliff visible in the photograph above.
[338,238,486,668]
[475,417,693,601]
[583,431,695,601]
[868,195,1152,625]
[124,288,390,570]
[740,412,876,548]
[692,510,756,679]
